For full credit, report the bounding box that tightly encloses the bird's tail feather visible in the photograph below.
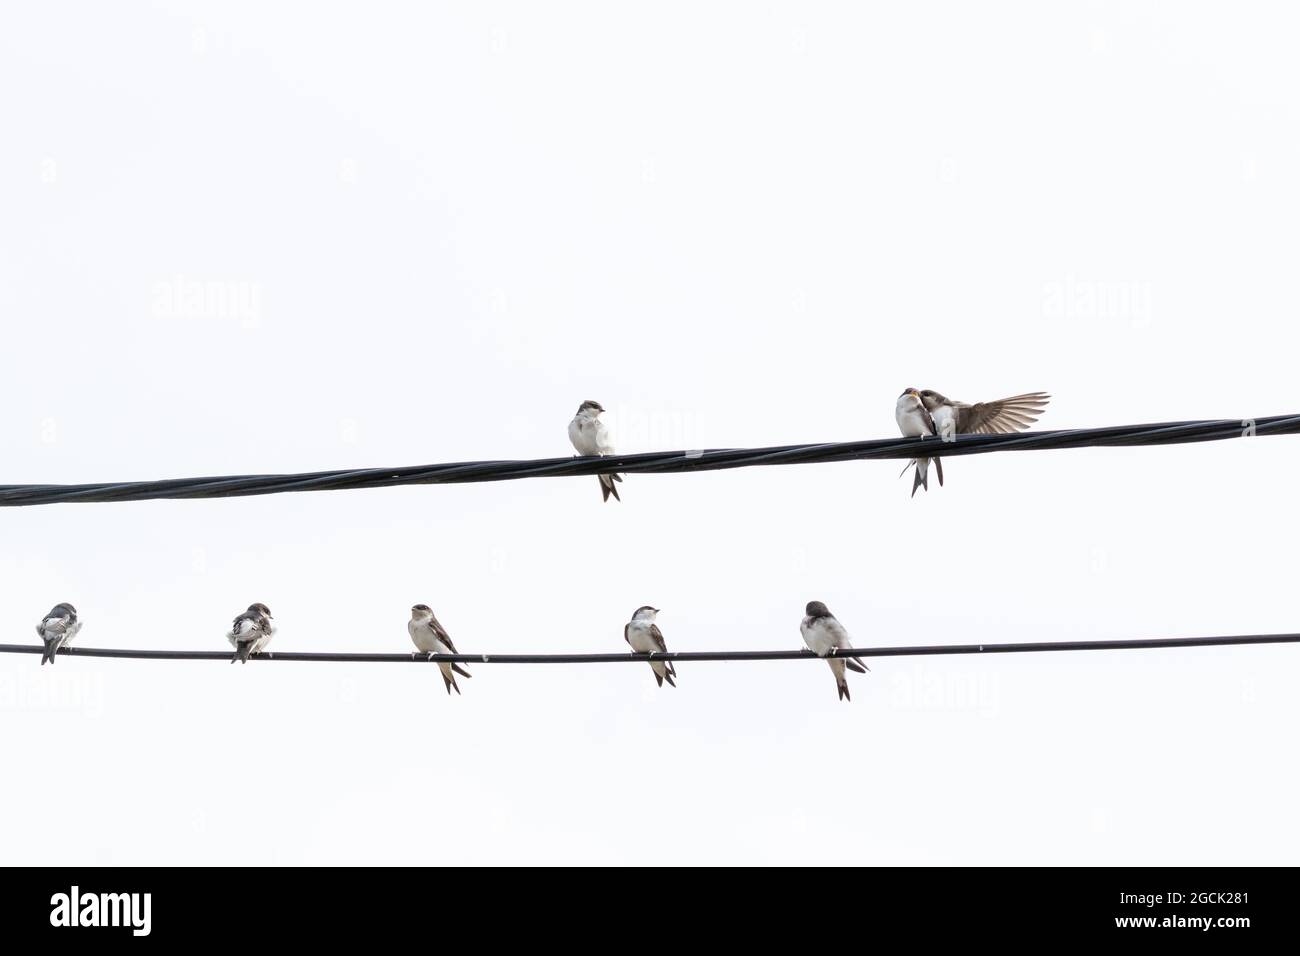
[232,642,253,664]
[837,678,850,702]
[441,668,460,695]
[451,663,472,679]
[934,457,944,487]
[651,658,675,687]
[910,457,930,497]
[600,474,621,502]
[41,638,57,665]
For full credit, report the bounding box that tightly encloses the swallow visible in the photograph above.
[624,605,675,687]
[409,604,472,695]
[36,603,80,665]
[568,400,623,502]
[895,388,942,497]
[228,603,274,663]
[800,601,868,701]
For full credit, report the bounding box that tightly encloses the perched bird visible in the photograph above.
[800,601,868,702]
[568,399,623,502]
[896,387,1051,494]
[624,605,675,688]
[895,388,942,497]
[227,603,274,663]
[409,604,472,695]
[36,603,81,665]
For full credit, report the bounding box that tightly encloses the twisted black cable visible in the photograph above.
[2,632,1297,663]
[1,414,1293,507]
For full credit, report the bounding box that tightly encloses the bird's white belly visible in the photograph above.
[626,622,656,654]
[408,624,446,654]
[896,405,929,438]
[569,419,600,456]
[800,621,842,658]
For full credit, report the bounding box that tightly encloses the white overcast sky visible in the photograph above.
[3,2,1298,865]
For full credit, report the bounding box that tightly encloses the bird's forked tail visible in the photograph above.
[440,666,461,695]
[910,457,930,497]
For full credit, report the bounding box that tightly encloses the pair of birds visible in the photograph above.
[569,390,1051,503]
[37,602,281,667]
[404,604,667,696]
[895,388,1051,496]
[625,603,867,701]
[222,601,474,696]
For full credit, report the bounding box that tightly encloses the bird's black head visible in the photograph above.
[578,400,606,415]
[805,600,831,618]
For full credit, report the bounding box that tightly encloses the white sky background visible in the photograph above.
[2,2,1298,865]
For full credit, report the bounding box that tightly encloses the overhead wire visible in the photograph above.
[3,632,1297,664]
[1,414,1293,507]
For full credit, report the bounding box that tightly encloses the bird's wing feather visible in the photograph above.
[920,404,939,436]
[429,616,458,654]
[650,623,668,654]
[39,617,68,637]
[624,622,632,647]
[231,612,270,641]
[955,392,1050,434]
[825,616,851,649]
